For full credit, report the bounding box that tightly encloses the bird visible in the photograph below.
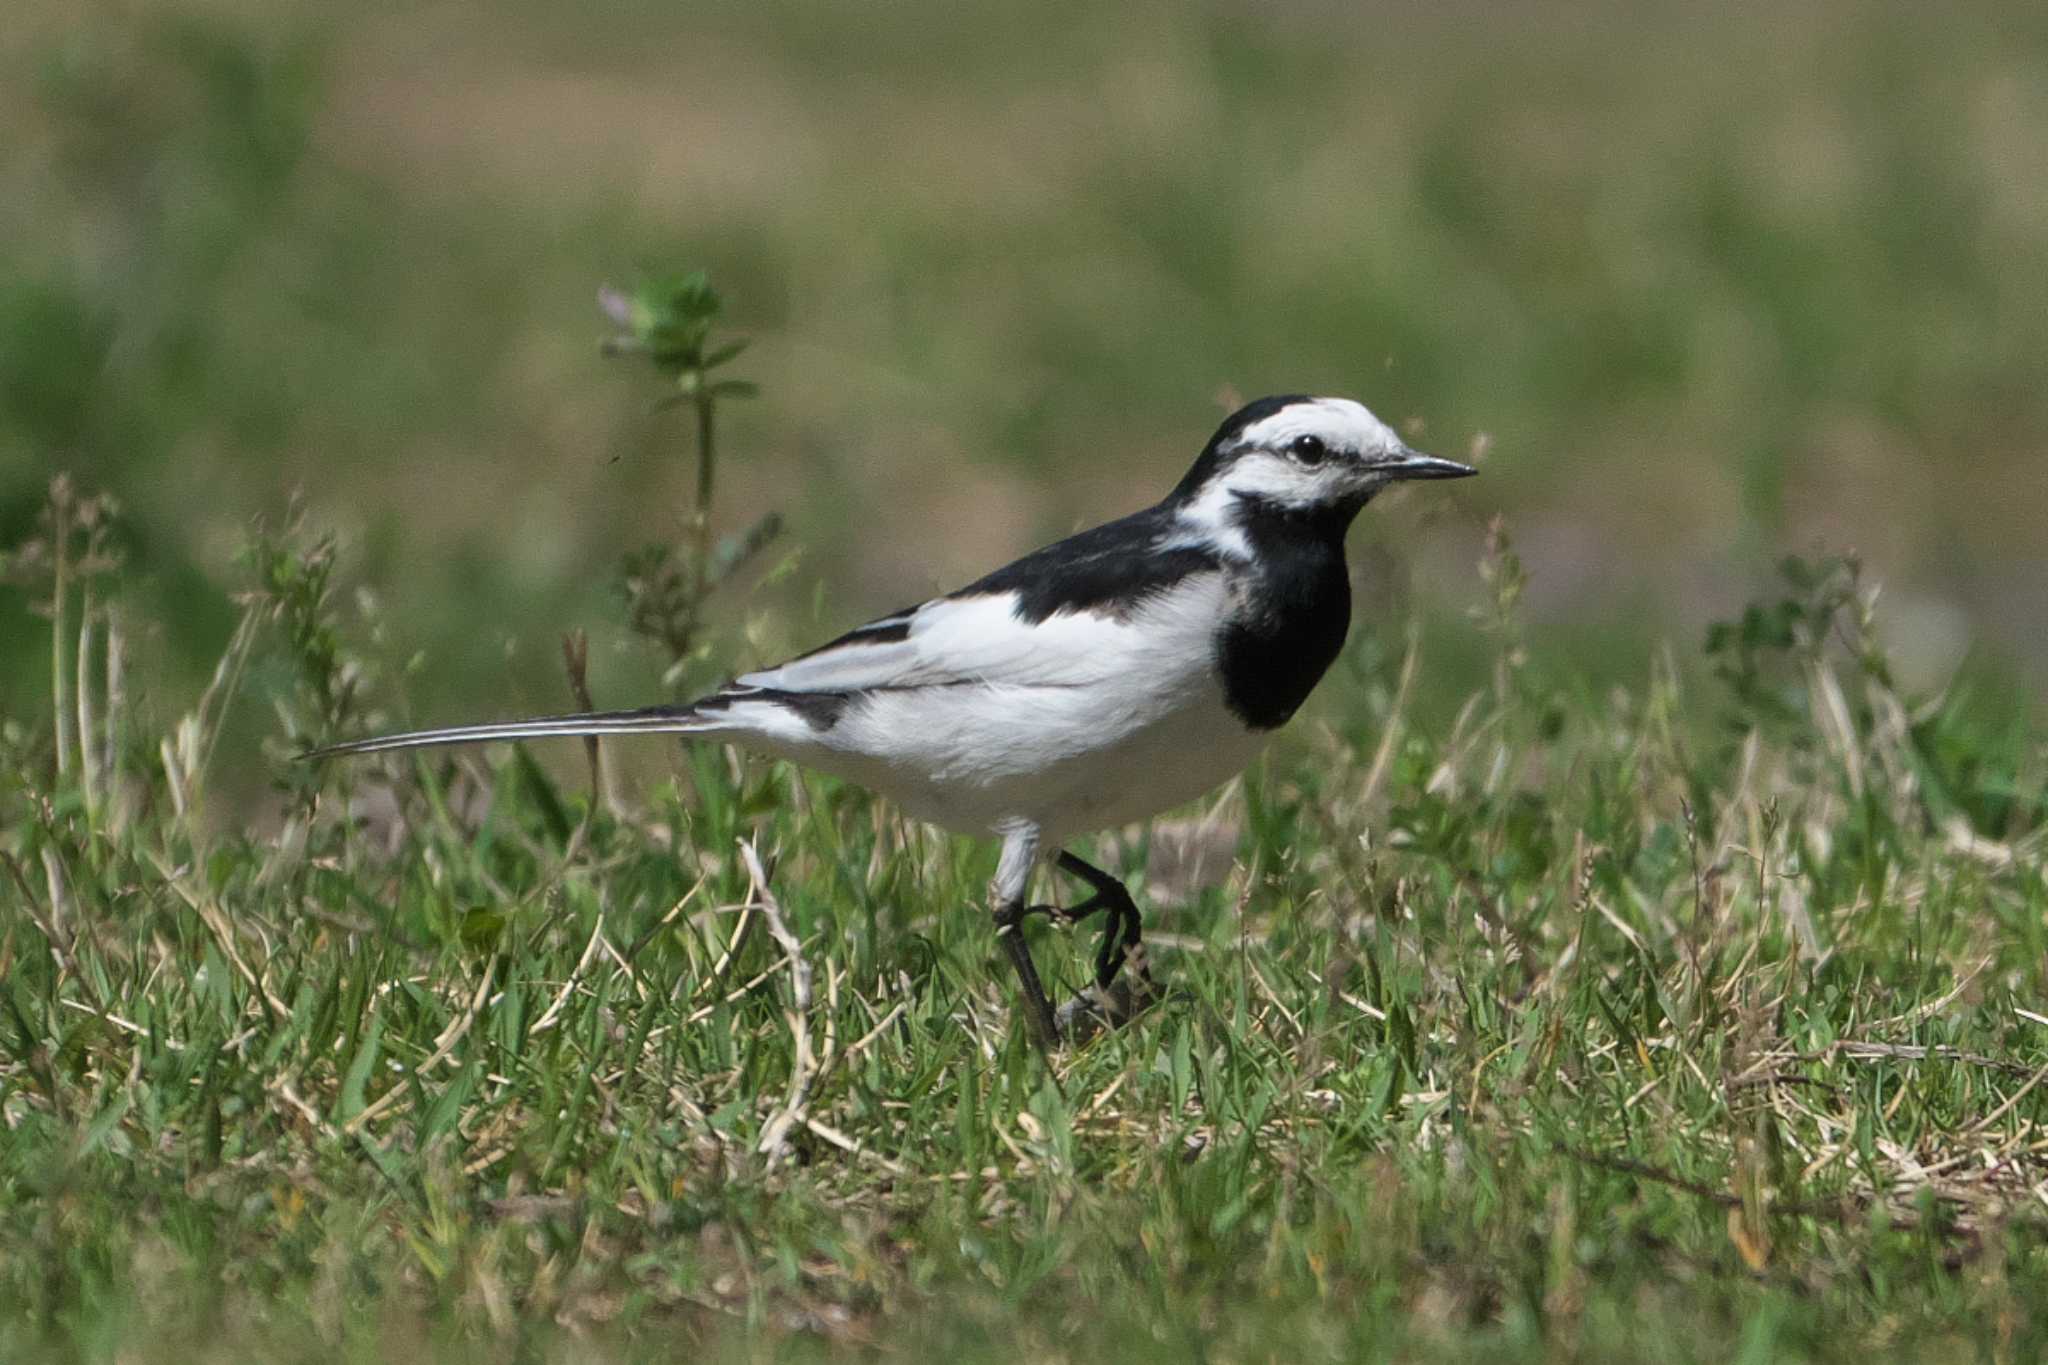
[307,395,1476,1048]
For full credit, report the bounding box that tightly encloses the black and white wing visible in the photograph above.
[732,504,1223,694]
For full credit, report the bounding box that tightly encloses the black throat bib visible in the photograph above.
[1214,494,1362,731]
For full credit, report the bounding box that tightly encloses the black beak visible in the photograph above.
[1380,443,1478,481]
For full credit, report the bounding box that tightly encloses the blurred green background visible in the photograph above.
[5,0,2044,747]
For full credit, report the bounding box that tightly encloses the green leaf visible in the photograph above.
[459,907,506,952]
[336,1010,384,1123]
[418,1054,478,1143]
[700,337,750,368]
[80,1086,133,1155]
[514,746,572,847]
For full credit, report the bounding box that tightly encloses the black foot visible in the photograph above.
[1040,850,1155,996]
[1021,895,1128,991]
[1002,850,1160,1051]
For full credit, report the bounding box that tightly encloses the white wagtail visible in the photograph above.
[310,395,1475,1046]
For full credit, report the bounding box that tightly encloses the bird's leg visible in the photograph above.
[994,899,1060,1053]
[1023,852,1150,990]
[1019,890,1119,988]
[992,824,1059,1052]
[1037,850,1158,1040]
[1052,850,1152,995]
[1020,890,1110,926]
[1022,890,1127,988]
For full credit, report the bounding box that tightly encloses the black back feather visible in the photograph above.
[949,505,1223,625]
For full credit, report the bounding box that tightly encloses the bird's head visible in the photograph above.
[1170,395,1476,538]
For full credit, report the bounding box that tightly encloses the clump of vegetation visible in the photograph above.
[1,453,2043,1362]
[601,272,781,689]
[2,477,125,829]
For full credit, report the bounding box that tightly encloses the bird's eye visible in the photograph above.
[1288,434,1328,465]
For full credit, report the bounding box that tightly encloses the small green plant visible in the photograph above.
[1703,552,1878,737]
[601,271,780,687]
[1473,511,1532,718]
[0,476,125,825]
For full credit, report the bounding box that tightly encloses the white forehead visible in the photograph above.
[1236,397,1399,454]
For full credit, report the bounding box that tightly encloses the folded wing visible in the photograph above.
[738,590,1146,696]
[740,504,1223,698]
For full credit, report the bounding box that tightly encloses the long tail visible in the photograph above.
[302,702,720,761]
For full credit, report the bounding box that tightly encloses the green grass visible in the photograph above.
[3,506,2045,1363]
